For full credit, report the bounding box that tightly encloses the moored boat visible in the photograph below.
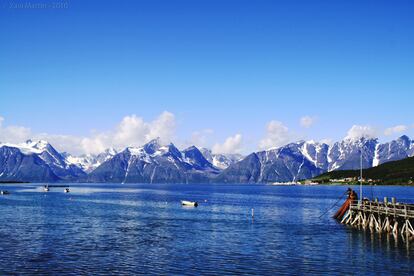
[64,188,70,193]
[181,200,198,207]
[0,190,10,195]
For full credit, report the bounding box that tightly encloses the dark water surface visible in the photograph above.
[0,183,413,275]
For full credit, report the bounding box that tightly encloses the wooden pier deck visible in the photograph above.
[341,198,414,240]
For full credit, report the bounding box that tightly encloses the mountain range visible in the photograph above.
[0,135,413,183]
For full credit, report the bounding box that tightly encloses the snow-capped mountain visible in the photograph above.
[299,140,329,171]
[216,136,414,183]
[182,146,218,171]
[199,148,243,169]
[327,135,414,171]
[215,141,326,183]
[88,139,219,183]
[0,140,86,182]
[1,135,413,183]
[374,135,414,166]
[328,137,378,171]
[64,148,117,173]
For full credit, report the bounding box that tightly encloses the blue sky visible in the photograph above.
[0,0,413,154]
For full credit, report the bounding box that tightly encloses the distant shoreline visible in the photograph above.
[0,181,30,184]
[1,181,413,187]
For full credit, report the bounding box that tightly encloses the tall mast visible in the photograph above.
[360,148,363,202]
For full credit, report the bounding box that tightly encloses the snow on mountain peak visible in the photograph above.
[0,139,52,155]
[125,146,143,156]
[105,147,117,155]
[199,148,244,170]
[30,139,50,150]
[396,135,410,146]
[65,148,118,173]
[143,138,162,154]
[124,143,170,159]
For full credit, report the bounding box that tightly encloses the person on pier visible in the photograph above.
[333,188,358,220]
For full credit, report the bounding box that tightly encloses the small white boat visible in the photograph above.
[181,200,198,207]
[44,185,49,192]
[0,190,10,195]
[64,188,70,193]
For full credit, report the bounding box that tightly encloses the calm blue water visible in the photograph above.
[0,183,413,275]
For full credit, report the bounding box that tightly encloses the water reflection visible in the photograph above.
[0,183,413,274]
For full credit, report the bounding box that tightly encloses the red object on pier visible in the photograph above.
[333,188,358,220]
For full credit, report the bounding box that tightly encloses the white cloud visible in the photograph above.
[0,112,177,155]
[0,119,85,155]
[82,111,176,154]
[113,115,148,147]
[259,120,291,150]
[300,115,316,128]
[212,134,243,154]
[189,129,214,148]
[35,134,82,154]
[384,125,408,136]
[345,125,377,140]
[147,111,176,144]
[81,133,110,155]
[0,117,32,143]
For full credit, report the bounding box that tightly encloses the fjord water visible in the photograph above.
[0,184,413,275]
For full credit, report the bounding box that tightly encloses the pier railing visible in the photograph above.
[343,198,414,239]
[349,200,414,219]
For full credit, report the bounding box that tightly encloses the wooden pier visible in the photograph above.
[341,198,414,241]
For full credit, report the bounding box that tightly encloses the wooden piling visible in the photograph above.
[341,199,414,241]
